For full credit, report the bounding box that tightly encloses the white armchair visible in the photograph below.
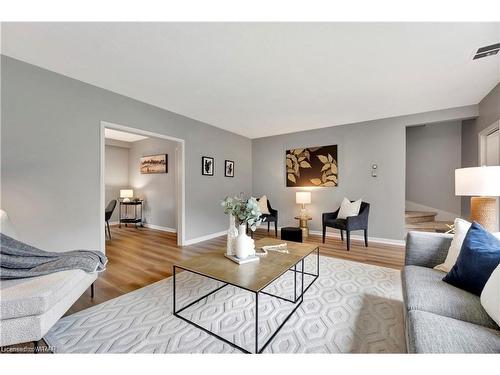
[0,210,97,348]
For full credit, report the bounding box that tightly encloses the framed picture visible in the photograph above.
[202,156,214,176]
[224,160,235,177]
[286,145,338,187]
[140,154,168,174]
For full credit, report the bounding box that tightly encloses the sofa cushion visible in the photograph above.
[402,265,498,329]
[443,222,500,296]
[407,310,500,353]
[0,269,93,319]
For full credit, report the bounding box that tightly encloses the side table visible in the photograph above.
[294,215,312,238]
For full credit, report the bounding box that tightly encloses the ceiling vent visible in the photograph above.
[473,42,500,60]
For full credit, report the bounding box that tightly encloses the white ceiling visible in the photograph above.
[104,128,148,142]
[2,22,499,138]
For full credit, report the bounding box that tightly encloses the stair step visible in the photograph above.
[406,220,453,233]
[405,211,437,224]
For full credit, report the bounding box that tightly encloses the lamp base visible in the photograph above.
[470,197,497,232]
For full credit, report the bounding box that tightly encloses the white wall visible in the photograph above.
[128,137,177,231]
[104,144,129,222]
[406,121,462,218]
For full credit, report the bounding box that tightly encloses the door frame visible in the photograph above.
[478,120,499,166]
[99,121,186,250]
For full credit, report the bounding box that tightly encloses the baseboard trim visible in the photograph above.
[143,223,177,233]
[108,222,177,233]
[257,224,404,246]
[183,230,227,246]
[309,230,405,246]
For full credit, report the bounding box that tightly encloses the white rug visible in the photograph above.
[45,256,406,353]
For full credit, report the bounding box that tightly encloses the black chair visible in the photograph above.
[105,199,117,239]
[249,197,279,237]
[322,201,370,251]
[260,197,278,237]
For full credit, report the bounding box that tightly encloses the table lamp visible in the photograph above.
[120,189,134,203]
[296,191,312,219]
[455,166,500,232]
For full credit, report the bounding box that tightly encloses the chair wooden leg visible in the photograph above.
[346,231,350,251]
[267,222,270,233]
[91,283,95,299]
[107,221,111,239]
[364,229,368,247]
[322,226,326,243]
[275,221,278,237]
[340,229,344,241]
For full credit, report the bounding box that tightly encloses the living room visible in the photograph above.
[1,2,499,374]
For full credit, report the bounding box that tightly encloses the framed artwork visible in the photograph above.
[225,160,235,177]
[286,145,338,187]
[202,156,214,176]
[140,154,168,174]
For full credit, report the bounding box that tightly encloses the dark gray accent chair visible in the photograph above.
[249,197,278,238]
[322,201,370,250]
[105,200,117,239]
[403,231,500,353]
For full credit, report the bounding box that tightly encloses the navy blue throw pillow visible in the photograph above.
[443,221,500,295]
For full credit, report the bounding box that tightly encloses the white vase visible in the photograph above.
[226,214,238,255]
[235,224,251,259]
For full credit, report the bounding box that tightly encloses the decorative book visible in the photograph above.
[224,254,260,264]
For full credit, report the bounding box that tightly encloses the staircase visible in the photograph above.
[405,211,453,233]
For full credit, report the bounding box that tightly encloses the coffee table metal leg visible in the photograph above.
[293,264,297,301]
[255,292,259,354]
[173,266,176,313]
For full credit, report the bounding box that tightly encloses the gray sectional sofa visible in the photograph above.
[403,231,500,353]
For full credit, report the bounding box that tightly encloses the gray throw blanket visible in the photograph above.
[0,233,107,280]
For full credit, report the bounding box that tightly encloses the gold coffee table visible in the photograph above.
[173,237,319,353]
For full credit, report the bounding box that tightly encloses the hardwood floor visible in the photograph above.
[67,225,404,315]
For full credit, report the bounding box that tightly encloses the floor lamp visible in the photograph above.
[455,166,500,232]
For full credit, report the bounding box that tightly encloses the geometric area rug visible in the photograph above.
[44,256,406,353]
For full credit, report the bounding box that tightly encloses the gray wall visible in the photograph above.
[1,56,252,251]
[129,137,177,230]
[406,121,462,216]
[461,82,500,229]
[252,107,478,241]
[104,144,129,222]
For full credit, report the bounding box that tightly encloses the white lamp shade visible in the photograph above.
[120,189,134,198]
[296,192,312,204]
[455,167,500,196]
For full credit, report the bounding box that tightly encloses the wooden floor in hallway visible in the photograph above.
[67,225,405,315]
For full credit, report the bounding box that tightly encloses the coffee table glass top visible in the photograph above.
[175,237,318,293]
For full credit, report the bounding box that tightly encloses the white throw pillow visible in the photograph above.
[258,195,270,215]
[434,218,471,273]
[337,198,362,220]
[481,264,500,327]
[435,218,500,273]
[0,209,18,240]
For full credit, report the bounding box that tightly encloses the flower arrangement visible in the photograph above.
[221,195,263,231]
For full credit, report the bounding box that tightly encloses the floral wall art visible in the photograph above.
[286,145,338,187]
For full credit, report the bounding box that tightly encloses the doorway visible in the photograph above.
[479,121,500,166]
[99,121,185,251]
